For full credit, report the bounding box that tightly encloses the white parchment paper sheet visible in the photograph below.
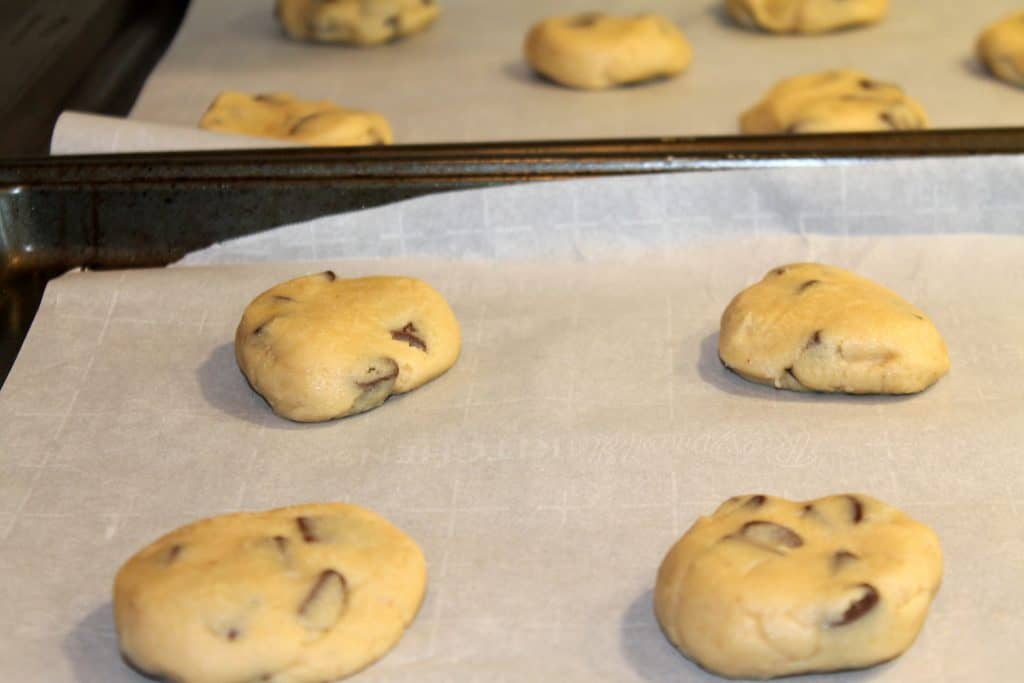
[116,0,1024,147]
[50,111,296,155]
[1,156,1023,682]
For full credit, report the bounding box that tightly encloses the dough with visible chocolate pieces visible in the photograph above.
[523,13,692,90]
[199,91,393,146]
[655,493,942,679]
[114,503,427,683]
[726,0,887,34]
[740,70,928,134]
[718,263,949,394]
[236,271,460,422]
[977,12,1024,88]
[276,0,440,46]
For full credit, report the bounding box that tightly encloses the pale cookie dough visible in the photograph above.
[199,91,393,146]
[977,12,1024,88]
[655,493,943,679]
[726,0,887,34]
[718,263,949,394]
[236,271,460,422]
[114,503,427,683]
[740,69,929,134]
[523,13,692,90]
[276,0,440,46]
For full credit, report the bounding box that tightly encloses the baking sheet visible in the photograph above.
[119,0,1024,147]
[2,156,1023,682]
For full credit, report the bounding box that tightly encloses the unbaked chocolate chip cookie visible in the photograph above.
[523,13,692,90]
[655,493,943,679]
[726,0,887,34]
[977,12,1024,88]
[236,271,461,422]
[199,91,393,146]
[740,69,929,134]
[114,503,427,683]
[718,263,949,394]
[276,0,440,46]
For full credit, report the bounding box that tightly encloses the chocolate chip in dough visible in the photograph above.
[299,570,348,632]
[832,550,859,572]
[798,279,820,293]
[827,583,879,627]
[391,322,427,351]
[297,516,319,543]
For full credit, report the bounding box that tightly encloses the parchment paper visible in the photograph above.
[49,111,297,155]
[114,0,1024,146]
[1,156,1023,682]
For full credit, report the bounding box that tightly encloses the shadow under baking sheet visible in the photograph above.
[695,332,920,406]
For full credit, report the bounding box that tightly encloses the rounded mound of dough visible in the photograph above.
[655,493,943,679]
[740,69,929,134]
[977,12,1024,88]
[114,503,427,683]
[276,0,440,46]
[236,271,461,422]
[200,91,393,146]
[718,263,949,394]
[523,13,692,90]
[726,0,887,34]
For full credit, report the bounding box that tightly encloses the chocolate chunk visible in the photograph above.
[297,517,318,543]
[806,330,823,348]
[351,358,400,414]
[798,279,820,293]
[829,584,879,627]
[570,13,601,28]
[801,503,815,516]
[740,520,804,548]
[226,628,240,641]
[162,544,182,565]
[859,78,880,89]
[832,550,859,572]
[289,113,321,135]
[299,570,348,632]
[357,361,400,388]
[323,270,336,281]
[847,495,864,523]
[773,267,788,276]
[253,317,276,336]
[744,495,767,508]
[390,322,427,351]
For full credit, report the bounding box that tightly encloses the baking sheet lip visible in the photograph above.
[10,126,1024,178]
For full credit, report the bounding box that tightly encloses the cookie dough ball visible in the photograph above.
[655,493,943,679]
[199,91,393,146]
[276,0,440,46]
[236,271,460,422]
[718,263,949,394]
[523,13,692,90]
[726,0,887,34]
[115,503,427,683]
[977,12,1024,88]
[740,69,929,134]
